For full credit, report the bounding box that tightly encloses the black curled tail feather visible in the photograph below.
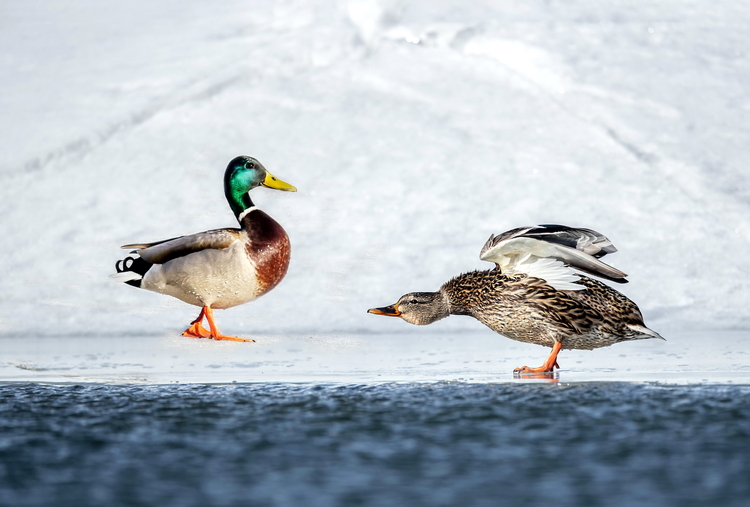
[115,252,152,288]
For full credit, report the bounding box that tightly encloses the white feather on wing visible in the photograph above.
[479,226,628,290]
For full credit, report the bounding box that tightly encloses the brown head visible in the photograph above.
[368,291,450,326]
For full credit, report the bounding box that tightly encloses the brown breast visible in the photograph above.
[241,209,291,296]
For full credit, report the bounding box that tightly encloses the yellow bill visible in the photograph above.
[263,171,297,192]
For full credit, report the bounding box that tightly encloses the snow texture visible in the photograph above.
[1,0,749,338]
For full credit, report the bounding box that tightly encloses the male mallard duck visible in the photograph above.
[115,156,296,342]
[368,225,663,374]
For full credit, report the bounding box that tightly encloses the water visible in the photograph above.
[1,383,749,506]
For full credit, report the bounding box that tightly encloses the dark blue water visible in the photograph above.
[1,383,749,507]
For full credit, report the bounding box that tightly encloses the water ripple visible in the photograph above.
[1,383,749,506]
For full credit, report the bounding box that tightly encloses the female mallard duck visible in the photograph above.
[115,156,296,342]
[368,225,663,374]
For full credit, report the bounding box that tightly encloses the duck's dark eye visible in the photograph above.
[244,161,255,169]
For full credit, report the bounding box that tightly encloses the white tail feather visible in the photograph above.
[110,271,142,283]
[627,324,665,340]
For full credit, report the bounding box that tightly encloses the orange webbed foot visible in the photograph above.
[513,361,560,375]
[211,334,255,343]
[513,362,560,378]
[183,321,213,339]
[513,342,562,375]
[183,308,212,338]
[183,306,255,342]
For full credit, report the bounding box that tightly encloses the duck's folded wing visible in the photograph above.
[517,224,618,258]
[479,225,628,285]
[545,242,628,282]
[121,228,242,265]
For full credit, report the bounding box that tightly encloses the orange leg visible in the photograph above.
[514,341,562,374]
[182,306,254,342]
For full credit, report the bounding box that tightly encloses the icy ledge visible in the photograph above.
[1,330,748,385]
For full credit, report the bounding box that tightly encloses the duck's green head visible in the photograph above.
[224,156,297,217]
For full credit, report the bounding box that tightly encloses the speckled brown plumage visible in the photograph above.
[442,269,654,350]
[368,224,662,373]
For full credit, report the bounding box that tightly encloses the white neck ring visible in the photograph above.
[237,206,257,222]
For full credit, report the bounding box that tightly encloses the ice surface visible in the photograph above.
[2,331,749,385]
[1,1,749,349]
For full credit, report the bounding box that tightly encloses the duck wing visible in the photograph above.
[122,228,242,265]
[479,225,628,288]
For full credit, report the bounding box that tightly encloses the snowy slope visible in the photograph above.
[1,0,749,338]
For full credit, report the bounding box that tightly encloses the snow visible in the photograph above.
[1,0,749,349]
